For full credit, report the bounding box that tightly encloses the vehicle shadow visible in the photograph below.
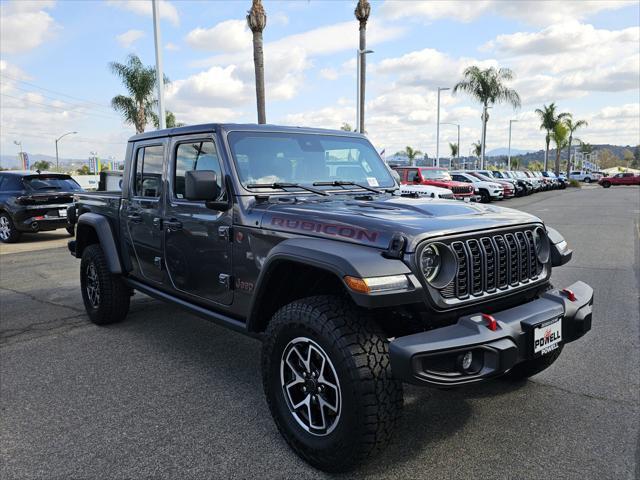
[13,230,70,243]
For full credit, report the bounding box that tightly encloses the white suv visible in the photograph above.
[450,171,504,203]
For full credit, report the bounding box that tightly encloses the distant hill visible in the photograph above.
[486,148,535,157]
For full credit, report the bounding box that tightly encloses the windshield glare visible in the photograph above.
[24,176,81,191]
[421,169,452,181]
[227,132,395,190]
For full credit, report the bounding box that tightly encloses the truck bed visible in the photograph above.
[74,191,122,218]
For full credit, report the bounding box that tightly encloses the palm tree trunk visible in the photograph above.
[566,136,573,172]
[555,148,561,176]
[544,134,550,171]
[137,103,145,134]
[480,104,488,169]
[252,30,266,124]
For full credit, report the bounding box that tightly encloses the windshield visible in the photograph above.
[420,169,452,181]
[24,175,82,191]
[227,131,395,190]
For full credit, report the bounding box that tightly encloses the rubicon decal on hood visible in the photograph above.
[271,217,379,243]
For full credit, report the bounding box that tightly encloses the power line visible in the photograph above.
[1,129,129,145]
[0,92,122,121]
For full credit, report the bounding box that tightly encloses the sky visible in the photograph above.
[1,0,639,164]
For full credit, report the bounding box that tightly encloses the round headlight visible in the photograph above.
[419,243,458,288]
[533,227,550,264]
[420,244,441,282]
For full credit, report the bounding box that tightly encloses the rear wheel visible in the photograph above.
[479,189,491,203]
[261,295,403,472]
[602,181,611,188]
[80,244,130,325]
[0,213,21,243]
[503,345,564,380]
[584,177,591,183]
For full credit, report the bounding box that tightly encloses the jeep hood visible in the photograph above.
[255,195,542,252]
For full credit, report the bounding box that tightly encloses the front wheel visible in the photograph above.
[602,181,611,188]
[479,189,491,203]
[584,177,591,183]
[261,295,403,472]
[80,244,130,325]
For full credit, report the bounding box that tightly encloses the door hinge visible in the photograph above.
[218,226,232,242]
[218,273,232,289]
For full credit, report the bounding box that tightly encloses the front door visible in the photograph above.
[163,135,233,305]
[123,142,166,284]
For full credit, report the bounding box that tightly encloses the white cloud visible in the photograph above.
[185,19,250,52]
[380,0,633,27]
[320,68,339,81]
[271,12,289,26]
[596,103,640,120]
[0,0,59,54]
[106,0,179,26]
[165,42,179,51]
[116,29,145,49]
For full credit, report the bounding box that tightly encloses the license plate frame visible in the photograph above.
[533,317,562,356]
[59,209,67,218]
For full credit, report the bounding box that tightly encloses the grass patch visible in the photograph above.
[568,179,582,188]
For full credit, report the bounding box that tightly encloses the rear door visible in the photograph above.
[122,141,166,284]
[163,134,233,305]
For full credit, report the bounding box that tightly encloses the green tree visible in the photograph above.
[550,121,569,175]
[564,117,588,172]
[449,142,458,158]
[152,110,185,129]
[632,145,640,168]
[76,164,91,175]
[579,141,593,154]
[471,141,482,158]
[340,123,355,132]
[32,160,51,171]
[110,54,168,134]
[535,103,571,170]
[453,66,521,168]
[405,146,422,166]
[528,161,544,171]
[247,0,267,124]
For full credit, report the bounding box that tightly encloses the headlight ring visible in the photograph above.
[418,242,458,289]
[533,227,551,264]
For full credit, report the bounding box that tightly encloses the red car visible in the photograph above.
[393,167,475,200]
[599,172,640,188]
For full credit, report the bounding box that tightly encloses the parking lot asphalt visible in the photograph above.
[1,186,639,480]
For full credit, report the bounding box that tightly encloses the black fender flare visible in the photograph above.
[246,238,422,332]
[75,212,122,274]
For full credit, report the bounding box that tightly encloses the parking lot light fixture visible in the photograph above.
[508,119,518,170]
[55,131,77,172]
[436,87,450,167]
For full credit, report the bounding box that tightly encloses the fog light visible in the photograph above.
[461,351,473,371]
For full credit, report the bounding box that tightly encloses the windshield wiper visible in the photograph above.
[312,180,384,194]
[246,182,329,196]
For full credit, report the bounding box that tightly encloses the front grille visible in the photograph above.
[439,193,455,200]
[440,228,544,301]
[451,186,472,195]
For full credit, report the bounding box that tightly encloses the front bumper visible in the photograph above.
[389,281,593,387]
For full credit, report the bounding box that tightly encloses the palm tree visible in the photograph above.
[550,121,569,175]
[449,142,458,159]
[564,118,588,172]
[109,54,167,134]
[340,122,355,132]
[405,146,422,166]
[534,103,571,170]
[453,66,520,169]
[472,141,482,158]
[354,0,371,133]
[247,0,267,124]
[152,110,185,129]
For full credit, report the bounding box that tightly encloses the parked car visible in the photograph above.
[0,171,82,243]
[393,166,475,201]
[598,172,640,188]
[541,171,566,189]
[568,171,601,183]
[67,123,593,472]
[466,171,515,198]
[398,183,456,200]
[497,171,532,196]
[450,171,504,202]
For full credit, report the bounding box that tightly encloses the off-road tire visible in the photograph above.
[0,212,21,243]
[261,295,403,472]
[80,244,130,325]
[602,181,611,188]
[503,344,564,380]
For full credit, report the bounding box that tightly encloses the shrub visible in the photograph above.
[568,179,581,188]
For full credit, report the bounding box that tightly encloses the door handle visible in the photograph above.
[164,219,182,232]
[127,213,142,223]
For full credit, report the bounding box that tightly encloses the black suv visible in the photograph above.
[0,171,82,243]
[68,124,593,472]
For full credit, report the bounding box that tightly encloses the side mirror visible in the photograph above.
[185,170,220,201]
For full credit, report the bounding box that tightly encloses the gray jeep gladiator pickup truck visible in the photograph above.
[67,124,593,472]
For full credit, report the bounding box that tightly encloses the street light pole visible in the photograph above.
[356,49,374,134]
[13,140,24,169]
[436,87,450,167]
[55,131,77,172]
[441,122,460,169]
[507,119,518,170]
[152,0,166,130]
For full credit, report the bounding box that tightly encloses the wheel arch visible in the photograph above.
[76,213,122,274]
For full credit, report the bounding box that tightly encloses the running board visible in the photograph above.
[124,278,256,338]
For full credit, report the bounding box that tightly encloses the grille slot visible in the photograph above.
[438,228,543,302]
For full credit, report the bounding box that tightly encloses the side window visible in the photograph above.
[406,168,418,182]
[0,175,24,191]
[174,140,222,200]
[133,145,164,198]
